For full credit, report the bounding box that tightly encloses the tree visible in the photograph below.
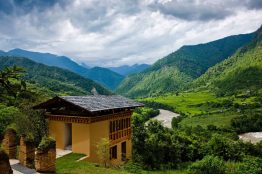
[96,138,110,167]
[0,65,26,98]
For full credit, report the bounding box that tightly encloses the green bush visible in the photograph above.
[38,136,56,151]
[206,134,243,161]
[123,161,143,174]
[230,156,262,174]
[188,155,226,174]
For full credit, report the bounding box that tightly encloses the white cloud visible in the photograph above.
[0,0,261,67]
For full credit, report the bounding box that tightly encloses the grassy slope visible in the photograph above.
[0,56,111,96]
[117,33,254,98]
[56,153,186,174]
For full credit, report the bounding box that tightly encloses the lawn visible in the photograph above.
[56,153,187,174]
[56,153,128,174]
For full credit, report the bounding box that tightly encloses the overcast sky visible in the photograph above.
[0,0,261,67]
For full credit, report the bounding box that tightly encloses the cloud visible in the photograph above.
[0,0,261,67]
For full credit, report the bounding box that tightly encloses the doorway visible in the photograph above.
[64,123,72,150]
[121,141,126,161]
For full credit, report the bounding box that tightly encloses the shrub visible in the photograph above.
[206,134,243,161]
[38,136,56,151]
[188,155,226,174]
[230,156,262,174]
[123,161,143,174]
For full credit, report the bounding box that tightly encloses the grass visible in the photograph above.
[56,153,128,174]
[56,153,188,174]
[179,111,238,128]
[141,91,224,115]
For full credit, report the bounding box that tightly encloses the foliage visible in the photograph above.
[96,138,110,167]
[231,112,262,133]
[229,156,262,174]
[0,65,26,101]
[0,104,20,137]
[188,155,226,174]
[171,116,183,128]
[122,161,143,174]
[14,108,47,145]
[38,136,56,151]
[206,134,243,161]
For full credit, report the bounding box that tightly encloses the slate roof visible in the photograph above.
[34,95,144,112]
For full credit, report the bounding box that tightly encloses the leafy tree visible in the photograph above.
[0,65,26,98]
[96,138,110,167]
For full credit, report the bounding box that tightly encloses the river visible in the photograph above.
[239,132,262,144]
[150,109,180,128]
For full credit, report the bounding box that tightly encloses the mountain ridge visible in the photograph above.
[3,48,124,90]
[116,32,255,98]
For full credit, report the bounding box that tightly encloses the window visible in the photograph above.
[110,145,117,159]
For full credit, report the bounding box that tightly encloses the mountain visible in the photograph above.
[83,67,124,90]
[191,25,262,96]
[0,56,111,96]
[8,48,89,75]
[6,49,124,90]
[116,32,255,98]
[0,50,7,56]
[109,64,150,76]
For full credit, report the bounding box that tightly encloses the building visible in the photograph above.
[34,95,143,165]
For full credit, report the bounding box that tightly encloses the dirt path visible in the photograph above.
[150,109,180,128]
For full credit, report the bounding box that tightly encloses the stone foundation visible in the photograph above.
[2,129,17,159]
[19,136,35,168]
[35,148,56,173]
[0,150,13,174]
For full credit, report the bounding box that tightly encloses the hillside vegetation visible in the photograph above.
[0,56,110,96]
[192,26,262,96]
[117,33,254,98]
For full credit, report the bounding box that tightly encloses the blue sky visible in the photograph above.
[0,0,261,66]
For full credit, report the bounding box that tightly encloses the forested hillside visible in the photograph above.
[0,56,111,96]
[5,49,124,90]
[82,67,124,90]
[192,25,262,96]
[109,64,150,76]
[117,33,254,98]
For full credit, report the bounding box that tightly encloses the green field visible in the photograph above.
[140,91,260,128]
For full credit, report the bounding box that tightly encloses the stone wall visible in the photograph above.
[2,129,17,159]
[35,148,56,173]
[19,136,35,168]
[0,149,13,174]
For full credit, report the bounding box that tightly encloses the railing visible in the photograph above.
[110,128,131,144]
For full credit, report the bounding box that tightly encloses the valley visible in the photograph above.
[0,20,261,174]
